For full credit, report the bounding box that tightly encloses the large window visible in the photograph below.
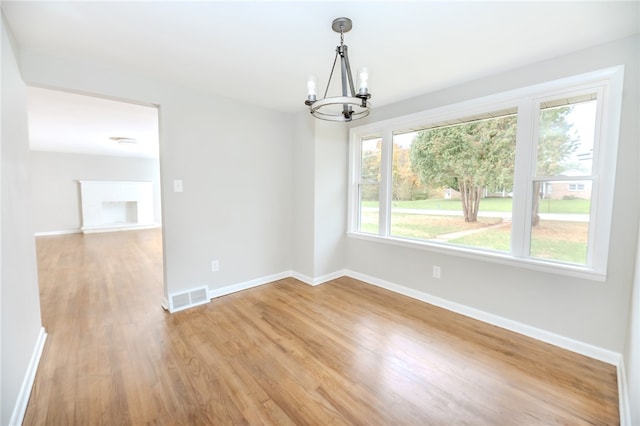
[348,67,623,279]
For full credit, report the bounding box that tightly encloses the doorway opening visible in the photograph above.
[26,86,166,319]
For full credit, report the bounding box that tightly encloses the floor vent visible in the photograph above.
[168,286,209,313]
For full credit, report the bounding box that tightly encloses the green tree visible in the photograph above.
[410,115,517,222]
[361,140,381,201]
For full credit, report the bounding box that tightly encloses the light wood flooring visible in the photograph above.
[25,229,619,424]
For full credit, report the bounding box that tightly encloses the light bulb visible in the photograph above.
[307,75,318,99]
[357,67,369,95]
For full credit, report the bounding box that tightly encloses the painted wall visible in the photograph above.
[291,116,348,281]
[346,35,640,354]
[29,151,162,233]
[313,120,347,278]
[625,70,640,421]
[292,112,315,278]
[18,49,294,300]
[1,14,44,425]
[627,232,640,424]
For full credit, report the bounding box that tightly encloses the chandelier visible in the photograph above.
[305,17,371,122]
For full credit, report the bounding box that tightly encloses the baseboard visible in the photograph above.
[344,269,621,366]
[207,271,292,299]
[34,229,81,237]
[291,269,346,286]
[618,356,631,426]
[9,327,47,426]
[82,224,160,234]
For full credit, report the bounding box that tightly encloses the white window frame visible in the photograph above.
[348,66,624,281]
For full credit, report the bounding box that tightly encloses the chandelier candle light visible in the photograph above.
[305,17,371,122]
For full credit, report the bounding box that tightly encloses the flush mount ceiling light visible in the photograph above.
[305,17,371,122]
[109,136,137,144]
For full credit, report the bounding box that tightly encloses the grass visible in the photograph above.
[360,209,588,264]
[390,214,503,240]
[362,198,590,214]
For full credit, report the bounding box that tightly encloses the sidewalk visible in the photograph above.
[362,207,589,222]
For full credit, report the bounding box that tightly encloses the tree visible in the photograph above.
[410,115,517,222]
[392,144,429,201]
[360,140,381,201]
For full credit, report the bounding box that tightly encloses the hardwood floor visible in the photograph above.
[25,229,619,425]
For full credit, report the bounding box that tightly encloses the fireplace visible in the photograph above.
[79,180,155,233]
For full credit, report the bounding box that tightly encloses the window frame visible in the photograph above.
[347,66,624,281]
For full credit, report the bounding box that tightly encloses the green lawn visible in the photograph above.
[360,210,588,264]
[362,198,590,214]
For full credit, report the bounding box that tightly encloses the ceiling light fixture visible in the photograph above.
[109,136,137,144]
[305,17,371,122]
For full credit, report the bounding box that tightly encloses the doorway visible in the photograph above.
[26,86,165,309]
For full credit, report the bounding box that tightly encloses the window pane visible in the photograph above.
[359,137,381,234]
[536,97,597,177]
[530,180,591,265]
[390,114,517,252]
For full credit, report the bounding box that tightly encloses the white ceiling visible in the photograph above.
[3,1,639,157]
[27,87,160,159]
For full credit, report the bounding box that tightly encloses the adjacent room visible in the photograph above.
[2,1,638,425]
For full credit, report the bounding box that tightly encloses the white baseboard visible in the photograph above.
[618,356,631,426]
[291,269,346,286]
[82,224,159,234]
[207,271,292,299]
[9,327,47,426]
[344,269,621,366]
[34,229,81,237]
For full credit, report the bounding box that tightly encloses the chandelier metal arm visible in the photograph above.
[323,50,340,100]
[339,45,357,120]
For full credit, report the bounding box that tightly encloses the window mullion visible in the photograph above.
[511,99,535,258]
[348,134,360,233]
[379,128,393,236]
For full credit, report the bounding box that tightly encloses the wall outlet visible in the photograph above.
[433,265,441,279]
[173,179,183,193]
[211,259,219,272]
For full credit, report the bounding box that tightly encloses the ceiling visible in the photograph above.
[3,1,639,157]
[26,87,160,159]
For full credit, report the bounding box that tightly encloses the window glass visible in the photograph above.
[359,137,381,234]
[536,97,596,177]
[530,181,591,264]
[390,114,517,252]
[530,97,596,265]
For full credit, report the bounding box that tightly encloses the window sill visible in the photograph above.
[346,231,606,282]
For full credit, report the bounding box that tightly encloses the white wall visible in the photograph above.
[345,35,639,354]
[291,116,347,282]
[292,112,315,278]
[18,49,294,300]
[627,233,640,424]
[30,151,162,233]
[313,120,347,278]
[1,14,44,425]
[624,65,640,421]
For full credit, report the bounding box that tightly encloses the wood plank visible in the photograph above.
[23,229,619,425]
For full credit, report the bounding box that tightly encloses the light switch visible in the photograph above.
[173,179,183,193]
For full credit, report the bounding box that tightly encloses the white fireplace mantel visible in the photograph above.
[79,180,155,233]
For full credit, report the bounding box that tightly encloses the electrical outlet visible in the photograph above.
[433,265,441,279]
[211,259,219,272]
